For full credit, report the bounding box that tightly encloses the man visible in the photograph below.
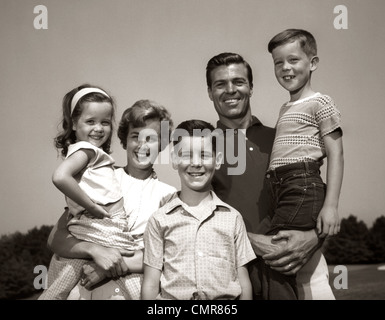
[207,52,327,299]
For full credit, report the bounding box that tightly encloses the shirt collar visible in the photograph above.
[216,115,262,130]
[163,191,232,215]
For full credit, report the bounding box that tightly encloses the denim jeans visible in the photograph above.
[258,161,326,299]
[266,161,326,235]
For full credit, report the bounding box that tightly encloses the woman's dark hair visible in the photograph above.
[117,99,173,151]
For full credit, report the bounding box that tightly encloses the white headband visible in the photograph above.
[71,88,110,115]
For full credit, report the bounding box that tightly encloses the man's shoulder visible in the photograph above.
[247,116,276,148]
[211,191,241,215]
[250,115,275,130]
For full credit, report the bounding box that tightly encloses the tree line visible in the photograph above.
[0,214,384,299]
[323,215,385,264]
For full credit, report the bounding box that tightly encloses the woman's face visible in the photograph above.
[124,118,162,172]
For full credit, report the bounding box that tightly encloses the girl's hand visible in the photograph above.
[86,203,111,219]
[317,206,340,238]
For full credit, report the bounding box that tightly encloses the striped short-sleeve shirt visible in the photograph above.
[269,93,342,170]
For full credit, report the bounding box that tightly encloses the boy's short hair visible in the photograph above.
[268,29,317,57]
[172,119,218,153]
[206,52,253,89]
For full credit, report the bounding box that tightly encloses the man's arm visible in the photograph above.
[247,232,282,256]
[48,209,133,278]
[248,229,323,275]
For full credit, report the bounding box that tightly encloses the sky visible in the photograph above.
[1,0,385,236]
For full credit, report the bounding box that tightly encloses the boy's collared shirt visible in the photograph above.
[143,191,256,300]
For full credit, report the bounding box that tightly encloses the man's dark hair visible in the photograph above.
[206,52,253,88]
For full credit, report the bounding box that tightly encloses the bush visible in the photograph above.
[323,215,385,265]
[0,225,53,300]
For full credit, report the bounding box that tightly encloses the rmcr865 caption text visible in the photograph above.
[147,304,237,318]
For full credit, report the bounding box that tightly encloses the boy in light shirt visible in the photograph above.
[141,119,256,300]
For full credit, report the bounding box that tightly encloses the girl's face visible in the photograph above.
[72,102,113,148]
[124,118,162,172]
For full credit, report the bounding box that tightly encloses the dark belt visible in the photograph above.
[266,161,320,180]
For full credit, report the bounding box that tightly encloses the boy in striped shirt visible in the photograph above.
[260,29,344,299]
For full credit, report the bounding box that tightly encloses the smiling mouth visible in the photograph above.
[223,98,240,105]
[188,172,205,177]
[136,151,150,158]
[89,135,104,140]
[283,75,295,80]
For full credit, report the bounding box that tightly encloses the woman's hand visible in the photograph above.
[80,262,107,289]
[88,245,134,278]
[80,262,111,289]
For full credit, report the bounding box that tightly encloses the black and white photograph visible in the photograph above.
[1,0,384,308]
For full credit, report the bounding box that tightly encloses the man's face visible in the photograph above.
[208,63,253,121]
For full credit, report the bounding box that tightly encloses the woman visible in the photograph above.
[46,99,176,299]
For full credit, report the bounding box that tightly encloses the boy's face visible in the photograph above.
[172,136,222,193]
[271,40,318,97]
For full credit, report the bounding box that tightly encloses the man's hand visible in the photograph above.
[262,229,320,275]
[247,232,287,256]
[89,246,134,278]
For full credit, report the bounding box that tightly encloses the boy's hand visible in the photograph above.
[317,206,340,238]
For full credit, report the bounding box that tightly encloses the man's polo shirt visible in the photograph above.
[143,191,256,300]
[212,116,276,233]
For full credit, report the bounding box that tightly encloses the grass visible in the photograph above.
[328,263,385,300]
[22,264,385,300]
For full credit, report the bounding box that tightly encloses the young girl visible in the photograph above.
[40,84,140,300]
